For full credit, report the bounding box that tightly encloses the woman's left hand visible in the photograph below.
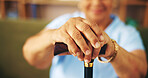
[83,21,115,59]
[93,31,115,59]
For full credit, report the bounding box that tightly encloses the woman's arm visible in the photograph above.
[97,31,147,78]
[111,47,147,78]
[23,29,56,69]
[22,17,103,69]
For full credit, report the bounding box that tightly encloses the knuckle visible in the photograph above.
[64,37,73,44]
[93,54,98,58]
[71,30,79,36]
[91,36,98,43]
[59,29,64,35]
[69,51,73,54]
[72,31,82,40]
[82,25,90,32]
[85,56,91,60]
[77,55,82,59]
[76,17,82,19]
[93,52,98,56]
[69,18,74,21]
[68,49,73,54]
[76,35,82,40]
[78,56,84,61]
[59,31,66,39]
[96,31,101,37]
[79,54,83,58]
[72,47,79,53]
[75,17,84,21]
[68,18,76,23]
[82,46,89,52]
[93,49,100,56]
[70,50,76,56]
[80,57,84,60]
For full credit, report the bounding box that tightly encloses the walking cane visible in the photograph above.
[84,44,107,78]
[54,42,107,78]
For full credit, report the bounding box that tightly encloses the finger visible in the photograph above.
[99,32,107,47]
[84,52,92,63]
[102,32,110,43]
[83,20,105,42]
[99,34,105,42]
[68,47,77,57]
[77,51,84,61]
[98,34,109,57]
[95,36,107,58]
[60,31,80,56]
[83,19,103,36]
[92,47,101,59]
[84,42,92,63]
[75,21,100,48]
[67,26,91,55]
[98,32,113,58]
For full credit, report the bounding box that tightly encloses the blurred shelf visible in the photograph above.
[3,0,18,1]
[0,0,26,19]
[26,0,79,6]
[2,0,79,6]
[119,0,148,27]
[2,0,26,4]
[1,0,148,27]
[144,2,148,27]
[126,0,148,6]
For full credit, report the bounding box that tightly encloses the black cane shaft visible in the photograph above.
[85,67,93,78]
[54,43,107,78]
[84,59,94,78]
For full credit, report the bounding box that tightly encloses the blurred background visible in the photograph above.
[0,0,148,78]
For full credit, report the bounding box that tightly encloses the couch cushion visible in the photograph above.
[0,19,49,78]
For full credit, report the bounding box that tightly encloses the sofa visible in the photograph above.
[0,19,49,78]
[0,19,148,78]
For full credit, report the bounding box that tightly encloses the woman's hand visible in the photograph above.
[96,31,115,59]
[84,21,115,59]
[53,17,105,63]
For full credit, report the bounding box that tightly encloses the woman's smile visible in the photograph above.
[90,8,105,15]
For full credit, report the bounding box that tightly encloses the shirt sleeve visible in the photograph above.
[119,26,145,52]
[45,14,72,29]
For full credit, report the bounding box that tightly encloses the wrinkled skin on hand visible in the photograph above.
[54,17,114,63]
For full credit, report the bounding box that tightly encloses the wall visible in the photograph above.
[36,5,79,20]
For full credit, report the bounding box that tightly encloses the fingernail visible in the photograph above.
[73,54,76,57]
[95,42,100,48]
[100,35,104,41]
[86,50,90,55]
[85,59,90,63]
[73,52,77,56]
[77,52,80,56]
[78,58,83,61]
[72,53,76,57]
[92,56,96,59]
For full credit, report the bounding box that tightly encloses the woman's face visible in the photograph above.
[79,0,113,22]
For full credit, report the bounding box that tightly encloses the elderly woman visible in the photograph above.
[23,0,147,78]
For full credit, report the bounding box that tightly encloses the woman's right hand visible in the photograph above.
[53,17,105,63]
